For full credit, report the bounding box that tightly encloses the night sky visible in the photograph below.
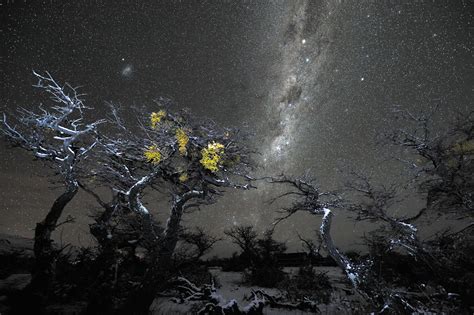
[1,0,472,256]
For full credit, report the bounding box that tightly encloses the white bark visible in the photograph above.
[319,208,360,287]
[126,169,160,215]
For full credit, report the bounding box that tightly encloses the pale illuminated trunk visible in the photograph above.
[318,208,360,287]
[126,169,161,239]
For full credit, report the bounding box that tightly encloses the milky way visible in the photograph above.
[262,1,338,171]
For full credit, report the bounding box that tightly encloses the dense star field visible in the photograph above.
[0,1,473,314]
[0,0,472,256]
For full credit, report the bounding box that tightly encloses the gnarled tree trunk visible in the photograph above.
[117,190,203,314]
[29,178,78,292]
[318,208,360,287]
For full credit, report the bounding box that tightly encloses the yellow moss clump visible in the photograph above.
[451,140,474,155]
[150,110,166,129]
[200,142,225,172]
[144,145,162,164]
[176,128,189,156]
[179,172,188,182]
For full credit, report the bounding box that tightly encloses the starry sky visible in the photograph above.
[0,0,472,255]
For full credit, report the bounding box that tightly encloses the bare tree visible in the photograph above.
[225,225,287,287]
[1,71,104,293]
[79,103,167,252]
[387,107,473,217]
[224,225,259,264]
[178,227,221,262]
[344,172,423,258]
[81,99,257,313]
[297,232,322,261]
[268,175,361,284]
[270,174,443,312]
[265,107,474,313]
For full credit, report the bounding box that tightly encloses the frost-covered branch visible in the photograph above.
[270,174,361,289]
[109,100,257,313]
[169,277,318,315]
[386,107,473,217]
[1,71,104,293]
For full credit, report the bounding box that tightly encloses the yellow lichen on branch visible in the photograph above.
[200,141,225,172]
[179,172,188,182]
[150,110,166,129]
[451,140,474,155]
[144,144,162,164]
[176,128,189,156]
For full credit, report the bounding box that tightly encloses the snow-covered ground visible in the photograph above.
[0,233,34,258]
[0,234,365,314]
[151,267,365,314]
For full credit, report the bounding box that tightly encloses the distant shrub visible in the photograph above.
[344,250,361,262]
[279,265,332,304]
[224,226,288,287]
[0,250,34,279]
[243,265,286,288]
[221,252,248,272]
